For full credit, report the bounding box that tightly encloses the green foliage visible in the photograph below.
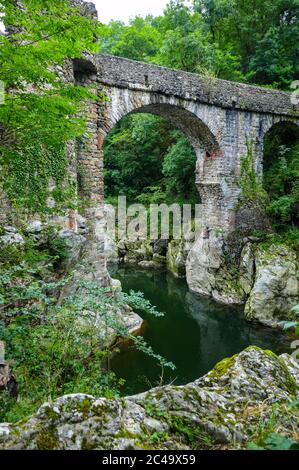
[100,17,162,62]
[239,138,267,202]
[136,186,168,206]
[194,0,299,88]
[264,131,299,229]
[104,114,197,204]
[248,433,299,450]
[0,248,174,422]
[100,0,298,88]
[162,133,198,203]
[247,400,299,450]
[0,0,100,213]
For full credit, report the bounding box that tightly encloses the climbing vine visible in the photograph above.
[0,0,100,214]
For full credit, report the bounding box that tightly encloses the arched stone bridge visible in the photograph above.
[74,54,298,229]
[71,54,299,291]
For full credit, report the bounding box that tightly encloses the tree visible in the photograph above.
[104,114,198,204]
[194,0,299,88]
[0,0,100,212]
[100,17,161,62]
[162,133,198,203]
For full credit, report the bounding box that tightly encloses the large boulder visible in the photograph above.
[56,229,86,270]
[1,347,298,450]
[186,232,245,304]
[245,244,299,327]
[117,239,154,264]
[0,226,24,247]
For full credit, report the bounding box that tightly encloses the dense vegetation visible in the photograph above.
[100,0,298,88]
[0,0,100,213]
[104,114,198,205]
[0,233,174,422]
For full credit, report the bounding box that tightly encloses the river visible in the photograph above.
[109,265,289,396]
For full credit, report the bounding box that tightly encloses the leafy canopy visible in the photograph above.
[0,0,100,212]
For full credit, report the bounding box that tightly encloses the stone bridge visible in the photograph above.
[71,53,299,293]
[74,54,299,231]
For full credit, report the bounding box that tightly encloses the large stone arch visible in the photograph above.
[99,88,224,211]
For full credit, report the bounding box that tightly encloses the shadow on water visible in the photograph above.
[109,264,290,396]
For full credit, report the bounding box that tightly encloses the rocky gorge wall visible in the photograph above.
[104,226,298,329]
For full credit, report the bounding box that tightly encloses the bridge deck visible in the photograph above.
[90,54,298,118]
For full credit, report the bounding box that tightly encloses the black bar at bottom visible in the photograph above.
[0,450,297,467]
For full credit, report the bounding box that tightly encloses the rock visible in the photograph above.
[167,239,189,278]
[77,214,89,235]
[57,229,86,269]
[110,278,122,292]
[152,253,166,264]
[1,347,298,450]
[152,239,168,256]
[245,244,299,327]
[97,205,118,263]
[186,232,244,304]
[138,260,163,269]
[3,225,17,234]
[239,241,255,295]
[26,220,43,234]
[119,239,153,264]
[0,342,18,398]
[0,231,25,247]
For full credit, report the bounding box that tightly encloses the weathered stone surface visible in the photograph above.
[167,239,190,278]
[0,228,25,247]
[96,204,118,264]
[245,244,299,327]
[117,239,154,264]
[186,231,245,304]
[239,241,255,295]
[56,229,86,270]
[234,200,272,235]
[94,55,298,117]
[26,220,43,234]
[1,347,298,450]
[138,260,164,269]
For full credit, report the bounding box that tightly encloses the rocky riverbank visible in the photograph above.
[1,347,298,450]
[107,232,298,330]
[1,217,298,331]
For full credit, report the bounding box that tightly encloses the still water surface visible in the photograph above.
[109,265,289,396]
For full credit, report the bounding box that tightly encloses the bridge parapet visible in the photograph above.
[93,54,299,118]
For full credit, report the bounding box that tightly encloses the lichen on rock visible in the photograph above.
[245,244,299,327]
[1,347,298,450]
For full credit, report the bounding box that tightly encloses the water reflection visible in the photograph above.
[109,265,289,395]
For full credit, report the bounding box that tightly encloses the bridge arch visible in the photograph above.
[100,87,220,152]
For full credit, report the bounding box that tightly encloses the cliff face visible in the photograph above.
[1,347,298,450]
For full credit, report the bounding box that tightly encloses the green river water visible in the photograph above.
[109,265,289,396]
